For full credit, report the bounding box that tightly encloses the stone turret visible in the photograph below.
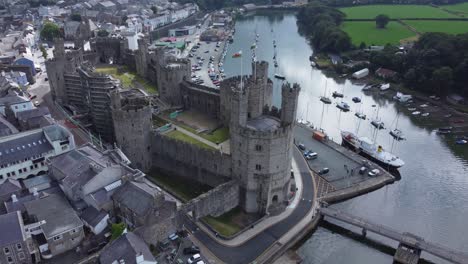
[45,38,66,104]
[135,36,149,77]
[227,61,298,215]
[280,82,300,126]
[111,90,153,172]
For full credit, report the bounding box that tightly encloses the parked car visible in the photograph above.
[183,246,200,255]
[187,254,201,264]
[306,152,318,160]
[368,169,380,177]
[298,144,305,150]
[318,168,329,175]
[359,166,367,175]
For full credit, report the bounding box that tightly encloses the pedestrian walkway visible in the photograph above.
[193,157,307,247]
[174,125,232,154]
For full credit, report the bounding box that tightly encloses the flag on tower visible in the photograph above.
[232,51,242,58]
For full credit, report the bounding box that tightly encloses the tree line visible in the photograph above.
[326,0,466,7]
[367,33,468,96]
[296,3,352,52]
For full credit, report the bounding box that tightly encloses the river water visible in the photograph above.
[223,11,468,263]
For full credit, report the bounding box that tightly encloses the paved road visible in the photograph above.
[183,148,315,264]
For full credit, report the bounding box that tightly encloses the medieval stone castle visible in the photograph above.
[46,36,300,216]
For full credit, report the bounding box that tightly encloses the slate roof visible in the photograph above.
[80,206,108,227]
[246,115,281,132]
[16,107,50,121]
[0,211,24,247]
[0,178,22,197]
[23,174,52,190]
[24,193,83,239]
[0,94,29,106]
[112,180,163,217]
[0,130,53,167]
[99,232,155,264]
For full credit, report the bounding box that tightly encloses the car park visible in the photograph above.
[183,246,200,255]
[368,169,380,177]
[187,254,201,264]
[318,168,329,175]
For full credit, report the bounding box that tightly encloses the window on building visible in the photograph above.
[7,256,13,263]
[53,235,62,241]
[255,145,262,151]
[23,105,26,108]
[19,169,22,173]
[4,247,10,254]
[255,164,262,171]
[34,164,38,169]
[0,175,3,179]
[18,252,25,260]
[70,229,76,234]
[16,243,22,250]
[30,165,34,170]
[7,172,10,177]
[11,171,15,176]
[15,105,18,109]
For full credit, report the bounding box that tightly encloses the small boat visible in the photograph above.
[274,62,278,68]
[332,91,344,98]
[352,97,361,103]
[371,120,385,129]
[311,61,316,67]
[456,139,467,145]
[380,83,390,91]
[362,85,372,91]
[421,113,430,117]
[437,127,453,134]
[390,129,406,140]
[274,74,285,80]
[412,111,421,115]
[320,96,332,104]
[444,114,453,118]
[336,102,350,112]
[408,107,416,111]
[420,104,429,108]
[355,112,366,120]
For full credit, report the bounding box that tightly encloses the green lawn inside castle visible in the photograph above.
[95,65,158,94]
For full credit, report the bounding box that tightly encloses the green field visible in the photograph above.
[443,2,468,14]
[95,66,158,94]
[165,130,216,150]
[342,21,415,45]
[404,20,468,34]
[339,5,458,19]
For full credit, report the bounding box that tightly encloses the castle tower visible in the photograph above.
[247,61,271,119]
[111,90,153,172]
[45,38,67,104]
[228,61,299,215]
[281,82,300,126]
[136,36,149,77]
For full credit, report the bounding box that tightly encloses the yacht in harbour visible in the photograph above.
[341,131,405,170]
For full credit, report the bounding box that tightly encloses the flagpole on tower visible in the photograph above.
[240,50,243,91]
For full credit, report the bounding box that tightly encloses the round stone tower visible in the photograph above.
[227,61,300,215]
[111,90,153,172]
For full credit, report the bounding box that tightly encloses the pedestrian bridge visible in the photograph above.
[320,207,468,264]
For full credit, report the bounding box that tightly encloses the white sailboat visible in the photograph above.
[389,114,405,140]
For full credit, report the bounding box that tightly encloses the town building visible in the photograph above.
[99,232,157,264]
[112,178,178,245]
[23,193,84,258]
[0,211,40,264]
[48,143,141,212]
[0,93,34,117]
[0,124,75,184]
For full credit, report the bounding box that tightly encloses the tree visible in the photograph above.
[110,222,126,240]
[40,22,61,41]
[431,66,453,95]
[40,45,48,59]
[97,29,109,37]
[151,5,158,14]
[71,13,82,21]
[375,14,390,29]
[359,42,366,49]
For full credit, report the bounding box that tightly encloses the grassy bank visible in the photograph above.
[403,20,468,34]
[165,130,216,150]
[339,5,458,19]
[202,207,245,237]
[342,21,415,45]
[148,170,212,202]
[95,65,158,94]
